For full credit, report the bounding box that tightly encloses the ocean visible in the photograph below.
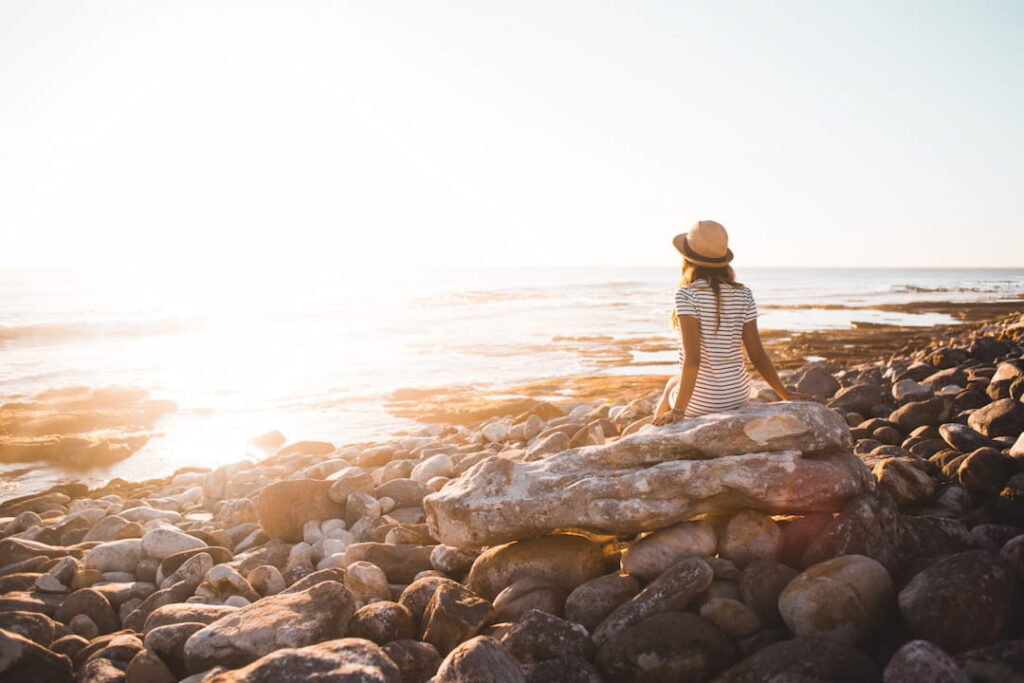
[2,266,1023,497]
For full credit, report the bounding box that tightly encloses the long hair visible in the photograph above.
[670,260,742,331]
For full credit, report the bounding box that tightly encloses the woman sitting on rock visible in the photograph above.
[652,220,793,425]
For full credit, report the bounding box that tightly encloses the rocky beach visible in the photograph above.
[3,307,1024,682]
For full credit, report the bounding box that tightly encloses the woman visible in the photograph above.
[652,220,792,426]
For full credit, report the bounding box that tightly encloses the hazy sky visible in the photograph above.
[2,1,1022,269]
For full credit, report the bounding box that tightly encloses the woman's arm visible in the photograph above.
[742,319,791,400]
[652,315,700,425]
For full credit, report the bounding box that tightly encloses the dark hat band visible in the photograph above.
[681,236,732,266]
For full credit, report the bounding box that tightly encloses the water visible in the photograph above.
[2,266,1022,497]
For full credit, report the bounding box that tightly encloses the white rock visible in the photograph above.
[522,415,545,441]
[321,518,347,535]
[482,423,510,444]
[303,520,324,546]
[120,507,182,524]
[142,527,206,560]
[83,515,133,543]
[224,595,251,608]
[86,539,144,574]
[570,404,594,420]
[344,560,390,604]
[321,538,347,558]
[1010,432,1024,458]
[378,497,396,514]
[411,454,454,483]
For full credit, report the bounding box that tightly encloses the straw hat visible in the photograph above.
[672,220,733,268]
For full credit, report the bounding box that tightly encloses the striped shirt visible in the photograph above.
[672,279,758,417]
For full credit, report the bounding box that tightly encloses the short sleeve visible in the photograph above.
[744,289,758,322]
[674,288,697,318]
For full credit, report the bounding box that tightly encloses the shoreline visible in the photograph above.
[3,297,1023,501]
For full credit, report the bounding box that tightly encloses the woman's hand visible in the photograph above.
[652,409,686,426]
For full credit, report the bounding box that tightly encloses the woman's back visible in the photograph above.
[674,279,757,416]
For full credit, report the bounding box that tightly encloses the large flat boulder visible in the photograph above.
[425,402,869,548]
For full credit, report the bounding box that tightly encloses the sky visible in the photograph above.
[1,0,1022,270]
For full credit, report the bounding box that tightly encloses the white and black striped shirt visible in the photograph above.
[672,279,758,417]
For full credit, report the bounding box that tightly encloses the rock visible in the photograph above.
[421,582,492,654]
[872,456,936,506]
[85,539,143,574]
[795,366,841,400]
[957,447,1014,495]
[595,611,735,683]
[183,580,356,673]
[715,637,879,682]
[522,656,603,683]
[939,423,995,452]
[968,398,1024,438]
[383,639,441,683]
[247,565,286,597]
[0,611,57,647]
[467,534,605,601]
[141,528,206,560]
[525,432,570,459]
[619,520,716,581]
[898,516,971,575]
[501,609,593,664]
[564,572,640,632]
[891,397,953,432]
[345,561,391,604]
[256,479,346,542]
[430,545,479,575]
[699,598,761,639]
[427,403,868,547]
[342,543,434,584]
[1010,432,1024,457]
[159,546,231,583]
[375,478,433,508]
[829,384,894,417]
[802,490,903,574]
[412,454,454,483]
[592,557,713,645]
[125,649,176,683]
[433,636,525,683]
[348,601,415,644]
[327,467,375,504]
[200,637,400,682]
[883,639,968,683]
[779,554,893,644]
[145,622,205,677]
[738,560,799,627]
[892,379,934,403]
[491,577,567,622]
[0,627,73,682]
[68,614,99,639]
[398,577,464,628]
[718,511,781,567]
[898,550,1014,653]
[482,423,510,444]
[55,588,119,634]
[123,579,195,631]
